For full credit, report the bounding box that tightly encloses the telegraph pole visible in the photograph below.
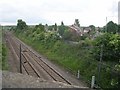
[97,45,103,86]
[106,17,107,33]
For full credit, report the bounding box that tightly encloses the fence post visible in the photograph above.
[20,44,22,73]
[91,76,95,88]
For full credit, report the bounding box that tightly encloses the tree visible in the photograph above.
[17,19,27,30]
[63,29,72,40]
[61,21,64,26]
[34,24,44,33]
[58,21,65,36]
[93,33,120,62]
[74,19,80,27]
[118,24,120,33]
[106,21,117,34]
[89,25,96,36]
[89,25,95,31]
[54,23,57,31]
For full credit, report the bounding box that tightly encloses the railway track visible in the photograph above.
[5,31,72,85]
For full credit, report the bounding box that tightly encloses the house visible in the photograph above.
[83,27,91,34]
[68,25,83,36]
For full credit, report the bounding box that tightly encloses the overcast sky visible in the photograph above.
[0,0,119,26]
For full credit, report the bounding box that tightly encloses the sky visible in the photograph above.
[0,0,119,27]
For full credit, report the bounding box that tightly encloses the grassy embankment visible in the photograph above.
[12,19,119,88]
[0,28,8,70]
[14,30,116,88]
[2,44,8,70]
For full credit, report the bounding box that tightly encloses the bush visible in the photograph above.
[93,33,120,62]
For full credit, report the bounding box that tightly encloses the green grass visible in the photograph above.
[2,44,8,70]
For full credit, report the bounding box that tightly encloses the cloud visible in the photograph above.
[0,0,119,26]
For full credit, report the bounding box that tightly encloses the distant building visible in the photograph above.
[83,27,91,34]
[68,19,83,36]
[68,25,83,36]
[68,24,94,37]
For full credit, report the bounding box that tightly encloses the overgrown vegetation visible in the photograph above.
[13,19,120,89]
[0,27,2,70]
[0,26,8,70]
[93,33,120,62]
[2,44,8,70]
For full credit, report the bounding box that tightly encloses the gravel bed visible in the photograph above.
[2,71,82,88]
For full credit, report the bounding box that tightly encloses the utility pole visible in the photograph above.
[106,17,107,33]
[116,24,118,34]
[20,44,22,73]
[97,45,103,86]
